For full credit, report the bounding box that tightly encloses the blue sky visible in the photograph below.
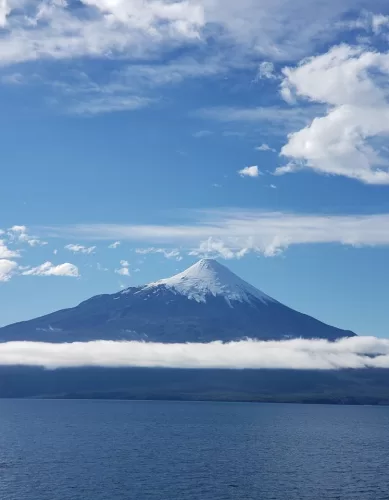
[1,0,389,336]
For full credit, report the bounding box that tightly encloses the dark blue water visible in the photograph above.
[0,400,388,500]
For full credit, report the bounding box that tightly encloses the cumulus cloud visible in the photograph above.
[279,44,389,184]
[0,0,362,66]
[0,240,19,259]
[115,259,130,276]
[22,262,80,277]
[108,241,121,249]
[189,238,248,260]
[65,244,96,255]
[9,225,26,233]
[0,0,205,66]
[0,259,18,282]
[238,166,260,177]
[42,209,389,258]
[0,0,378,115]
[115,267,130,276]
[3,337,389,370]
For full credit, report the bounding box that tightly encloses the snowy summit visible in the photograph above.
[143,258,275,306]
[0,258,356,343]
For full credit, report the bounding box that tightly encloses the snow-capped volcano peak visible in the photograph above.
[142,258,275,305]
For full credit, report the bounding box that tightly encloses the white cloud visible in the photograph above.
[0,0,372,115]
[256,61,277,80]
[9,225,27,233]
[51,54,227,114]
[115,259,130,276]
[0,0,10,27]
[96,263,109,272]
[115,267,130,276]
[279,44,389,184]
[70,96,154,115]
[193,130,213,138]
[135,247,182,260]
[3,337,389,370]
[0,240,20,259]
[108,241,121,249]
[238,165,260,177]
[0,259,18,282]
[22,262,80,277]
[196,105,322,134]
[270,184,277,189]
[8,225,47,247]
[0,0,362,66]
[23,238,47,247]
[189,238,248,260]
[65,244,96,255]
[371,14,389,34]
[0,0,205,66]
[41,209,389,258]
[256,143,276,152]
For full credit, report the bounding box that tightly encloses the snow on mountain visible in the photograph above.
[140,258,276,306]
[0,258,357,343]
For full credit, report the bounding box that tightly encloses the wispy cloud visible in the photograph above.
[255,143,276,152]
[255,61,278,80]
[96,263,109,272]
[135,247,182,260]
[0,0,369,114]
[22,262,80,277]
[2,337,389,370]
[195,105,323,133]
[69,96,154,116]
[192,130,213,138]
[7,225,47,247]
[39,209,389,258]
[108,241,121,249]
[65,244,96,255]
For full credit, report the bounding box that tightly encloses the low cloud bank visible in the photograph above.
[1,337,389,370]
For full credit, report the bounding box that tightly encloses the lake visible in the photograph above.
[0,399,388,499]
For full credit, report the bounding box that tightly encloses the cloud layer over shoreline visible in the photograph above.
[1,337,389,370]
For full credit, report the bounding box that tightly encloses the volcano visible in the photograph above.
[0,259,356,342]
